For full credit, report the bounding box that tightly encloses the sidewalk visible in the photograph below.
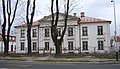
[0,56,120,63]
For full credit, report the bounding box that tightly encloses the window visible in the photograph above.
[32,29,37,37]
[82,27,88,36]
[45,28,49,37]
[57,28,61,36]
[33,42,37,50]
[68,27,73,36]
[97,26,103,35]
[82,41,88,50]
[98,41,104,50]
[20,42,25,51]
[68,41,73,50]
[20,29,25,38]
[45,42,49,50]
[11,45,13,52]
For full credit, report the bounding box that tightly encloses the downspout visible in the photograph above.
[38,25,39,54]
[78,18,81,54]
[79,24,81,54]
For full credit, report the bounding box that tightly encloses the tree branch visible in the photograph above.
[10,0,19,26]
[26,0,30,24]
[30,0,36,24]
[60,0,69,41]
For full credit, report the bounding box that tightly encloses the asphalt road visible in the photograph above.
[0,60,120,69]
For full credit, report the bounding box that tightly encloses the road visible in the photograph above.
[0,60,120,69]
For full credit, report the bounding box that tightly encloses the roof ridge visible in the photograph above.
[79,16,111,23]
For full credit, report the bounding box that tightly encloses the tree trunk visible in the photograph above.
[55,40,62,56]
[4,41,8,55]
[27,25,32,55]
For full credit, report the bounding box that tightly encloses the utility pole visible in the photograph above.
[111,0,118,61]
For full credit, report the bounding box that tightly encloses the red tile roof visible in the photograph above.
[116,37,120,42]
[15,21,40,28]
[78,16,111,24]
[0,38,16,42]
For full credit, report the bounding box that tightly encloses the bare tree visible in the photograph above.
[2,0,19,55]
[26,0,36,55]
[51,0,69,56]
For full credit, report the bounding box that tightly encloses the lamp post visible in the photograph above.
[111,0,118,61]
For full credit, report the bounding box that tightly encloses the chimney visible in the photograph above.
[73,13,77,16]
[81,12,85,17]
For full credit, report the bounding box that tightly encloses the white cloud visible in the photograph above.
[79,0,120,36]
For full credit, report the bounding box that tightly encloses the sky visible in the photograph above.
[33,0,120,36]
[0,0,120,36]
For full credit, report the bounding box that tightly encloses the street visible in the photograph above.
[0,60,120,69]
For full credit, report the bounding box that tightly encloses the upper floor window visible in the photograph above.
[68,27,73,36]
[20,29,25,38]
[82,41,88,50]
[97,26,103,35]
[32,29,37,37]
[68,41,73,50]
[32,42,37,50]
[45,28,49,37]
[57,28,61,36]
[45,42,49,50]
[98,41,104,50]
[20,42,25,51]
[82,27,88,36]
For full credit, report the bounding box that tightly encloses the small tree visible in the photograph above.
[2,0,19,55]
[51,0,70,56]
[26,0,36,55]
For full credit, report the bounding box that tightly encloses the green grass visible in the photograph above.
[93,55,120,59]
[0,58,26,61]
[35,60,90,62]
[60,56,83,58]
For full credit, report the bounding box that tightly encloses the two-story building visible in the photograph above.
[0,33,16,53]
[15,21,40,53]
[79,12,111,54]
[15,12,111,54]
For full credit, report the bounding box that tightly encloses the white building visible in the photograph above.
[15,21,40,53]
[15,12,111,54]
[0,34,16,53]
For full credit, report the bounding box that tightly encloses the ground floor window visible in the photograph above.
[45,42,49,50]
[68,41,73,50]
[82,41,88,50]
[98,41,104,50]
[20,42,25,51]
[11,45,13,52]
[33,42,37,50]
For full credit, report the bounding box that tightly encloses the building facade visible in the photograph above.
[0,34,16,53]
[15,12,111,54]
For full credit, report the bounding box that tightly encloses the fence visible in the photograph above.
[1,46,120,55]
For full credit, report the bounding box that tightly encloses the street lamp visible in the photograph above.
[111,0,118,61]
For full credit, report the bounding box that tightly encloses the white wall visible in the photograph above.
[16,26,39,53]
[80,22,110,53]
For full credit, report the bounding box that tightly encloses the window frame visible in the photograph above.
[20,42,25,51]
[98,41,104,50]
[68,27,73,36]
[97,26,103,35]
[20,29,25,38]
[32,42,37,50]
[82,41,88,50]
[45,42,49,50]
[82,27,88,36]
[45,28,49,37]
[68,41,73,50]
[57,28,61,36]
[32,29,37,37]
